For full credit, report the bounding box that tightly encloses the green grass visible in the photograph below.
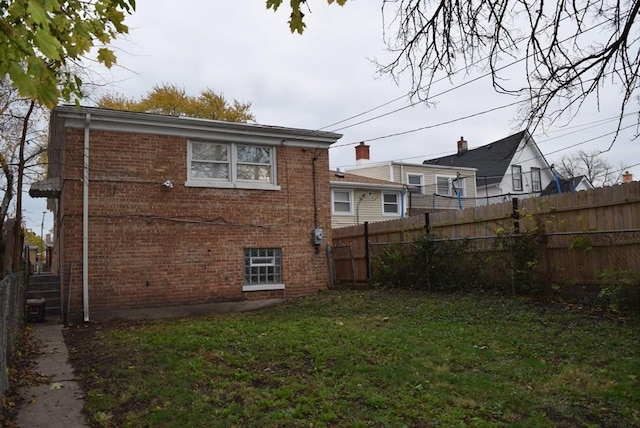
[65,290,640,427]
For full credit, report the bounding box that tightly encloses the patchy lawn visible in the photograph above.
[65,290,639,427]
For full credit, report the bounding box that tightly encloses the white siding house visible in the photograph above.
[345,143,478,215]
[330,170,405,228]
[423,131,556,205]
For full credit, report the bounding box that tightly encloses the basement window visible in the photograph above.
[243,248,284,291]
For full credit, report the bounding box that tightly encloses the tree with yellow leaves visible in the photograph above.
[97,84,255,122]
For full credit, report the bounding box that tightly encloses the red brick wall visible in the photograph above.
[57,128,332,318]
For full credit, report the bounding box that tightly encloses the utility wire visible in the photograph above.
[319,4,597,133]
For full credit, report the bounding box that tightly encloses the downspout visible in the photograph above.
[312,155,319,254]
[83,114,90,322]
[456,172,462,210]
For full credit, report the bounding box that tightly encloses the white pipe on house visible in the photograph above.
[83,113,90,322]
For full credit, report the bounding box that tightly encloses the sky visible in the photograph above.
[23,0,640,232]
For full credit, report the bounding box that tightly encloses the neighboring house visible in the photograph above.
[541,175,594,195]
[330,170,405,228]
[29,106,341,321]
[423,131,556,205]
[346,142,478,215]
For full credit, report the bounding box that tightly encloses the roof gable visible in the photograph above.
[541,175,593,195]
[423,131,528,185]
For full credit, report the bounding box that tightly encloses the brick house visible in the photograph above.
[31,106,341,321]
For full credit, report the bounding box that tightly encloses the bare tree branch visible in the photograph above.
[378,0,640,139]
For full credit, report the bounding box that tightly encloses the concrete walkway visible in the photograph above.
[16,322,88,428]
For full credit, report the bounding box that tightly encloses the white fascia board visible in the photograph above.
[330,181,404,191]
[54,105,342,149]
[393,161,478,172]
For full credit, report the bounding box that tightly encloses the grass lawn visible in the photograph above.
[64,289,640,427]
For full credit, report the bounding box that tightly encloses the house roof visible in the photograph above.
[329,170,404,190]
[51,105,343,149]
[541,175,591,195]
[422,130,528,186]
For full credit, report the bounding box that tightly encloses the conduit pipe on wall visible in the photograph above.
[83,114,90,322]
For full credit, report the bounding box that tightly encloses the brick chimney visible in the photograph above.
[622,170,633,183]
[355,142,370,165]
[457,136,468,155]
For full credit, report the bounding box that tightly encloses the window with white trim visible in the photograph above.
[531,167,541,192]
[407,174,423,194]
[512,165,523,191]
[243,248,284,291]
[436,175,465,197]
[332,189,353,214]
[382,192,400,215]
[187,141,278,190]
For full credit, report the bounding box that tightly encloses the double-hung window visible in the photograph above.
[512,165,523,191]
[407,174,423,194]
[531,167,541,192]
[243,248,284,291]
[332,189,353,214]
[187,141,279,190]
[382,192,400,215]
[436,175,465,197]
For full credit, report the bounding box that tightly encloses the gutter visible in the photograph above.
[83,114,90,322]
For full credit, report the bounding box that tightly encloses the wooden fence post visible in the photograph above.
[511,198,520,235]
[425,212,431,291]
[364,222,371,283]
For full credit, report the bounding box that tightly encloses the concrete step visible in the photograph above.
[27,289,60,301]
[27,274,62,322]
[27,274,60,286]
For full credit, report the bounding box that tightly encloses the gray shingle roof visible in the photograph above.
[541,175,588,195]
[422,131,528,186]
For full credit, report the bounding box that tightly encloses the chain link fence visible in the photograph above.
[0,273,26,399]
[367,230,640,309]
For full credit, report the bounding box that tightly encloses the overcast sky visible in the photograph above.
[24,0,639,232]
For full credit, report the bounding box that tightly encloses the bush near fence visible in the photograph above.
[331,182,640,310]
[0,273,26,399]
[371,232,544,295]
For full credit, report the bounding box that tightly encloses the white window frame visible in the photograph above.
[512,165,523,191]
[186,140,280,191]
[407,173,424,194]
[382,192,401,216]
[332,189,353,215]
[243,248,285,292]
[531,167,542,192]
[435,175,465,197]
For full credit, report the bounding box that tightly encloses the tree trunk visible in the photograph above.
[0,152,14,274]
[11,100,35,271]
